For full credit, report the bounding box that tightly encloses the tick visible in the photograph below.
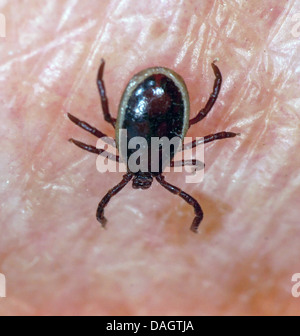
[68,59,239,232]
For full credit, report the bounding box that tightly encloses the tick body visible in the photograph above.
[116,67,190,183]
[68,59,239,232]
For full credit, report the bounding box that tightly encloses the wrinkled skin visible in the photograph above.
[0,0,299,316]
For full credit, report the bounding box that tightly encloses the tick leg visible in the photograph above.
[189,62,222,127]
[97,59,116,128]
[96,173,133,227]
[182,131,240,151]
[170,159,204,171]
[67,113,115,146]
[69,138,119,162]
[156,175,203,233]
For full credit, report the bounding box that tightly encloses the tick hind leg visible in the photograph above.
[68,138,119,162]
[170,159,204,171]
[97,59,116,128]
[156,175,203,233]
[96,173,133,227]
[68,112,118,161]
[189,62,222,127]
[67,112,116,148]
[67,113,116,144]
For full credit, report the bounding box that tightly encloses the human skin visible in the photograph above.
[0,0,299,316]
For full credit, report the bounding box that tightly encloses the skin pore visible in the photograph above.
[0,0,299,315]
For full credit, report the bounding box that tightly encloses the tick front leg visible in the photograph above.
[96,173,133,227]
[69,138,119,162]
[182,131,240,151]
[156,175,203,233]
[97,59,116,128]
[189,62,222,127]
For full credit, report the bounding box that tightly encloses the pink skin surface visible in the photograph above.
[0,0,299,315]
